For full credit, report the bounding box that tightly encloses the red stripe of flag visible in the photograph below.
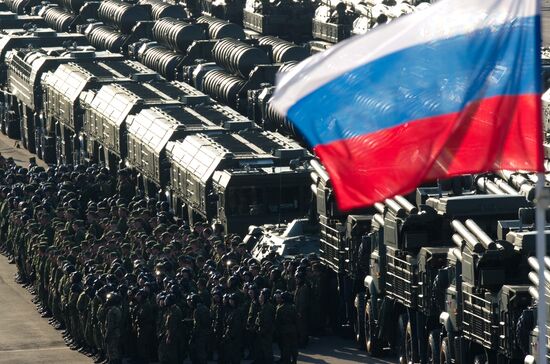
[314,94,543,210]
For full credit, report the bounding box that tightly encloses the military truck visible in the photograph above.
[42,59,217,167]
[436,219,529,364]
[308,154,541,359]
[525,252,550,364]
[242,0,315,42]
[364,192,532,364]
[0,28,87,139]
[125,105,226,196]
[79,80,188,170]
[309,0,430,53]
[41,61,149,164]
[6,44,122,161]
[308,158,375,338]
[166,130,310,234]
[437,219,550,364]
[125,95,256,196]
[199,0,244,25]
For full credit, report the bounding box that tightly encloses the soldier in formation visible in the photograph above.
[0,160,331,364]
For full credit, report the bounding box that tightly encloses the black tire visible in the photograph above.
[355,294,366,348]
[405,321,414,364]
[440,337,451,364]
[516,309,535,355]
[365,299,381,356]
[396,313,408,364]
[427,329,440,364]
[6,120,18,139]
[473,354,487,364]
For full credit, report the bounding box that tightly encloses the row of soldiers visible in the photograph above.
[0,158,332,364]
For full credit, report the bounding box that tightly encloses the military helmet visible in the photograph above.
[71,271,83,283]
[260,288,271,299]
[187,293,201,306]
[281,291,293,304]
[106,292,121,306]
[64,264,76,275]
[71,283,83,293]
[135,289,148,301]
[211,288,223,297]
[164,294,176,307]
[228,275,239,287]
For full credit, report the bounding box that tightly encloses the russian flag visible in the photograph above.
[271,0,544,211]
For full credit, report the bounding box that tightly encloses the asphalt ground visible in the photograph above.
[0,254,93,364]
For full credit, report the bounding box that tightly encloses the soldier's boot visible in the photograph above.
[41,309,52,318]
[93,353,105,363]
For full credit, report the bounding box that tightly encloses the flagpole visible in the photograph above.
[537,172,547,364]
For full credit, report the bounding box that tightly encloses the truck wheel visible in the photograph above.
[396,313,408,364]
[355,294,365,347]
[440,337,450,364]
[405,321,414,364]
[365,300,381,356]
[6,121,18,139]
[473,354,487,364]
[427,329,440,364]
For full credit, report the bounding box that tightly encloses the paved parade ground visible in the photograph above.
[0,254,92,364]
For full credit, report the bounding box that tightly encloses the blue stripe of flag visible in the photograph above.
[286,15,539,147]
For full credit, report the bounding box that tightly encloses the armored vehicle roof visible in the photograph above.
[8,46,123,109]
[192,103,254,130]
[97,59,160,81]
[234,130,307,162]
[127,106,225,154]
[212,165,310,188]
[82,82,182,126]
[89,79,210,107]
[8,46,123,74]
[167,133,274,185]
[43,62,134,103]
[0,29,87,60]
[167,130,306,184]
[170,80,211,105]
[126,106,226,183]
[80,81,182,156]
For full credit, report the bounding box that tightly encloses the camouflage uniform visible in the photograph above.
[104,304,122,364]
[255,300,275,364]
[275,301,299,364]
[222,305,243,364]
[190,302,211,364]
[158,304,183,364]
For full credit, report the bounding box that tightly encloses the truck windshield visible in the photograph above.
[225,185,304,216]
